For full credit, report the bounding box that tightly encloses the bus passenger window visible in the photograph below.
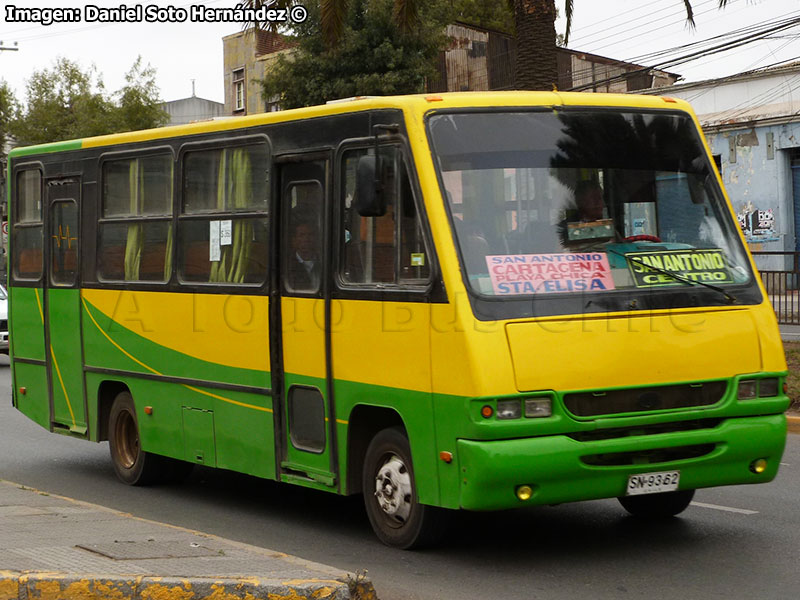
[99,155,173,282]
[13,169,43,281]
[179,144,269,285]
[340,146,429,286]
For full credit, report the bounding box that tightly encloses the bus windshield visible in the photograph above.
[428,109,755,307]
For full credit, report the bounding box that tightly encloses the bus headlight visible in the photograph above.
[525,398,552,418]
[737,380,758,399]
[496,400,521,420]
[759,378,779,397]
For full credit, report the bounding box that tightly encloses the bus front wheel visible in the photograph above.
[108,391,165,486]
[362,427,445,549]
[618,489,695,518]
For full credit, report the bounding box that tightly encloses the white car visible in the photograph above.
[0,285,8,354]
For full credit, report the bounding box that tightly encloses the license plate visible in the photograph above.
[626,470,680,496]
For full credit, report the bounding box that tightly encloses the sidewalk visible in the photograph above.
[780,324,800,343]
[0,480,376,600]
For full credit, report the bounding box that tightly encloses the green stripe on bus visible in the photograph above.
[9,139,83,158]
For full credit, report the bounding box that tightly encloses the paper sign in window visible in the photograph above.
[486,253,615,295]
[220,220,232,246]
[209,221,221,262]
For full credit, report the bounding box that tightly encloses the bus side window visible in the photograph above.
[340,147,430,286]
[178,144,270,285]
[99,155,173,282]
[13,169,43,281]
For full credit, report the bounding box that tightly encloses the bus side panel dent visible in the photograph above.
[456,414,786,511]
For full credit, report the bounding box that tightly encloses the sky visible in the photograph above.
[0,0,798,106]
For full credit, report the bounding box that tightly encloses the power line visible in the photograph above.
[565,12,800,87]
[567,15,800,91]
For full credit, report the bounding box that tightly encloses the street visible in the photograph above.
[1,359,798,600]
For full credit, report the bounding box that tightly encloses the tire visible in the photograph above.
[362,427,446,549]
[108,391,165,486]
[618,489,695,518]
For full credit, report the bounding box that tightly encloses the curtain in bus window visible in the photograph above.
[209,148,254,283]
[124,160,143,280]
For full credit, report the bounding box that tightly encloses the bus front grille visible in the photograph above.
[568,418,723,442]
[581,444,716,467]
[563,381,727,417]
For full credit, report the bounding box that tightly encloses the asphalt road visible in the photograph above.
[1,358,798,600]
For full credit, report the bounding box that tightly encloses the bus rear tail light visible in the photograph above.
[524,398,552,418]
[496,400,521,420]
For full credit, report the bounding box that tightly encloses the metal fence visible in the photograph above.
[751,251,800,324]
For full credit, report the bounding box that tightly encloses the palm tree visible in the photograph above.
[240,1,730,90]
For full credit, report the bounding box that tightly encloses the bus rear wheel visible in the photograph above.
[108,391,165,486]
[618,489,695,518]
[362,427,445,549]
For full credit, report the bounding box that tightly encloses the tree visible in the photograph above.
[0,80,17,156]
[452,0,514,34]
[259,0,448,109]
[12,57,168,146]
[245,0,731,93]
[115,57,170,132]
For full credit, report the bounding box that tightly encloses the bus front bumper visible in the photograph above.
[456,414,786,511]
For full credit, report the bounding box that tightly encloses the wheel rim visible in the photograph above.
[114,408,139,469]
[374,453,413,526]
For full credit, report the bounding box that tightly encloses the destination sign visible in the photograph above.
[626,248,733,288]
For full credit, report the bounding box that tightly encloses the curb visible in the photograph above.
[0,572,377,600]
[0,481,377,600]
[788,414,800,434]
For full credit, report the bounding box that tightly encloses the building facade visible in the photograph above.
[648,63,800,274]
[160,95,226,126]
[426,23,679,94]
[222,29,295,115]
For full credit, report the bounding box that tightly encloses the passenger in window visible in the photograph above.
[288,220,320,291]
[574,180,605,222]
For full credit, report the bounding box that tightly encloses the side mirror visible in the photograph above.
[355,155,386,217]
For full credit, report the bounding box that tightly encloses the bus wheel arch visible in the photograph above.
[97,380,130,442]
[361,426,446,549]
[108,390,162,486]
[346,405,405,496]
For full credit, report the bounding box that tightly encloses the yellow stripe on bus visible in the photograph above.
[81,289,269,372]
[82,297,272,414]
[50,344,76,428]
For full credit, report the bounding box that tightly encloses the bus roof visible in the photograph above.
[7,91,695,159]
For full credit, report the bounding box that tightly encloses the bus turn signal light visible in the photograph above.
[481,405,494,419]
[439,451,453,463]
[144,406,153,415]
[19,387,26,395]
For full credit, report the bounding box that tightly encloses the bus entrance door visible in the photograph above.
[44,176,87,436]
[277,159,336,489]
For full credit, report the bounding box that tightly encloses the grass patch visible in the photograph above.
[785,342,800,411]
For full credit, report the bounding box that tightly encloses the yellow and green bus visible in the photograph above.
[7,92,789,548]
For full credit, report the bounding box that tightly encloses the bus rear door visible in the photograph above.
[44,176,87,436]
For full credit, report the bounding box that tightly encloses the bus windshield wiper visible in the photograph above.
[605,247,738,304]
